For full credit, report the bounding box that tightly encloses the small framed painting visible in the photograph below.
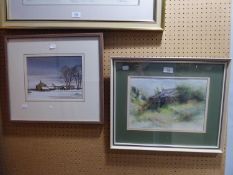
[0,0,164,30]
[111,57,229,153]
[5,33,104,123]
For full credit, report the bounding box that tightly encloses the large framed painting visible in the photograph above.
[4,33,104,123]
[0,0,164,30]
[111,58,229,153]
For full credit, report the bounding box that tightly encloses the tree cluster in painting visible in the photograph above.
[60,65,82,90]
[34,65,82,91]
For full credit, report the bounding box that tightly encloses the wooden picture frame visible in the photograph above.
[4,33,104,123]
[0,0,164,30]
[111,57,230,153]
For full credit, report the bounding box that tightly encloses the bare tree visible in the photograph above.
[72,65,82,89]
[61,65,73,89]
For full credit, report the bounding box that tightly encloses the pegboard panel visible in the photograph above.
[103,0,231,76]
[0,0,231,175]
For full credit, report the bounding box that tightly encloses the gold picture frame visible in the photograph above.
[0,0,165,30]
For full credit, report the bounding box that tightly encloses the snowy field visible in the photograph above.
[27,89,83,101]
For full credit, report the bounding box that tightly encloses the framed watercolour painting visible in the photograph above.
[0,0,164,30]
[111,58,229,153]
[5,33,104,123]
[127,76,210,133]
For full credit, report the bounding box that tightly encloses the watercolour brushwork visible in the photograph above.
[127,76,210,133]
[25,55,84,101]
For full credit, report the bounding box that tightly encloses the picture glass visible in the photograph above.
[7,0,157,24]
[127,76,210,133]
[112,60,226,150]
[25,55,84,101]
[23,0,139,5]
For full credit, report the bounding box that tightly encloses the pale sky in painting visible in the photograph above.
[128,76,209,97]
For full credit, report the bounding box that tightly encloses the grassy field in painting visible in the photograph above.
[127,77,209,132]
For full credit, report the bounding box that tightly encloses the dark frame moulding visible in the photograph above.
[3,33,104,124]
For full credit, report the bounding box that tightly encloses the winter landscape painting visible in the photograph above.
[25,55,84,101]
[127,76,210,133]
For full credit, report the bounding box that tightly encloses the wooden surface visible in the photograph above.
[0,0,231,174]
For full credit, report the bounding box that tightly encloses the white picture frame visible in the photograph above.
[110,57,230,153]
[0,0,164,30]
[5,33,104,123]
